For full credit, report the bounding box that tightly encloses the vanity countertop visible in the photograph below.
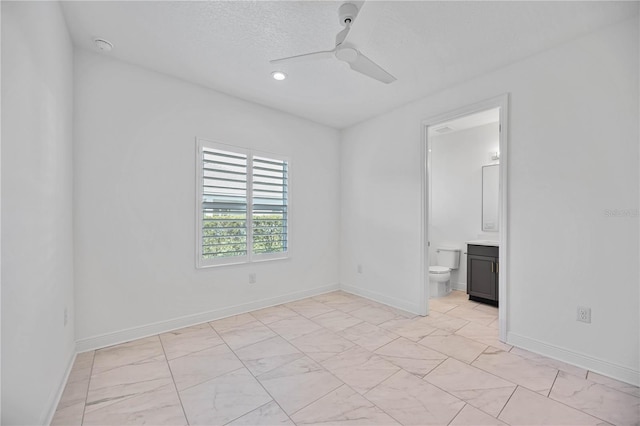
[466,239,500,247]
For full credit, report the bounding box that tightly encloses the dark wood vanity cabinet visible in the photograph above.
[467,244,499,305]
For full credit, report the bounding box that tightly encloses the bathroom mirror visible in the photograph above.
[482,164,499,232]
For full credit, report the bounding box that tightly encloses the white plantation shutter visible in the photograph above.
[197,139,289,267]
[252,156,288,256]
[201,147,248,261]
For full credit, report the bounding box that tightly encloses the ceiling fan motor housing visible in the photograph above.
[339,3,359,26]
[269,1,396,84]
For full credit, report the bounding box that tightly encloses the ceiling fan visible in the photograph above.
[270,3,396,84]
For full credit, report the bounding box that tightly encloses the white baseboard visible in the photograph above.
[42,349,76,425]
[340,284,421,315]
[507,331,640,387]
[76,283,339,353]
[452,281,467,292]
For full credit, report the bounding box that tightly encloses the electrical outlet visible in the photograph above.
[357,264,363,274]
[249,273,257,284]
[577,306,591,323]
[64,307,68,327]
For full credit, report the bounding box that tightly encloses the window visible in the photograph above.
[196,139,288,267]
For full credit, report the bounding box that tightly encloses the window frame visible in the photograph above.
[195,138,290,268]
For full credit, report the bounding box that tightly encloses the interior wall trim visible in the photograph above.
[507,331,640,387]
[340,284,422,315]
[75,283,339,353]
[451,281,467,292]
[43,351,77,426]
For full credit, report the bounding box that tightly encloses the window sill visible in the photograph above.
[196,254,290,269]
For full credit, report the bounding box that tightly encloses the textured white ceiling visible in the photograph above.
[61,1,638,129]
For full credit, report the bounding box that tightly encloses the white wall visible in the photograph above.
[430,123,500,290]
[340,17,639,384]
[1,2,76,423]
[74,50,340,344]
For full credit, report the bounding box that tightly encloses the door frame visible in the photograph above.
[419,94,510,342]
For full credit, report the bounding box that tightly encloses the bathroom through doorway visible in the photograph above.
[420,94,509,343]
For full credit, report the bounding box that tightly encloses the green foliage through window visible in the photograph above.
[199,142,288,264]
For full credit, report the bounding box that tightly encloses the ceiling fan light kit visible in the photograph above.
[270,2,396,84]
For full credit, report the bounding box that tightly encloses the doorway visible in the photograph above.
[420,94,509,342]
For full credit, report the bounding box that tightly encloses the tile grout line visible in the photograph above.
[585,370,640,396]
[340,292,510,424]
[78,291,631,425]
[164,340,225,361]
[291,291,505,423]
[259,303,359,422]
[446,402,469,426]
[545,382,617,425]
[504,383,614,425]
[422,356,448,375]
[210,313,282,352]
[78,336,173,419]
[470,344,597,400]
[85,338,166,377]
[361,334,403,353]
[298,306,404,369]
[420,359,511,422]
[176,365,246,394]
[495,385,518,419]
[224,341,296,425]
[456,311,498,323]
[467,349,567,398]
[306,307,365,331]
[337,320,404,353]
[80,350,96,425]
[251,295,403,422]
[400,338,466,362]
[221,400,288,426]
[230,300,348,422]
[358,386,406,426]
[359,366,473,425]
[466,350,530,391]
[414,326,531,421]
[259,312,322,344]
[252,294,637,425]
[510,348,592,382]
[158,334,191,425]
[518,358,590,382]
[468,345,490,365]
[547,370,560,398]
[373,350,448,363]
[285,381,344,421]
[453,330,510,353]
[285,302,338,320]
[243,292,540,424]
[252,308,298,326]
[259,376,339,424]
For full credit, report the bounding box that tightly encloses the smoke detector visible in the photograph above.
[435,126,454,134]
[94,38,113,52]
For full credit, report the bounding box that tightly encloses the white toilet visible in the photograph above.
[429,247,461,298]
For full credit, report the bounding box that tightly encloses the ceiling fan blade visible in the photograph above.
[270,50,335,65]
[348,51,396,84]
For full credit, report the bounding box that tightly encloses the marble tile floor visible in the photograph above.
[52,290,639,426]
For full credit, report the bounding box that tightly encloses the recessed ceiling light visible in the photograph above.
[94,38,113,52]
[272,71,287,81]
